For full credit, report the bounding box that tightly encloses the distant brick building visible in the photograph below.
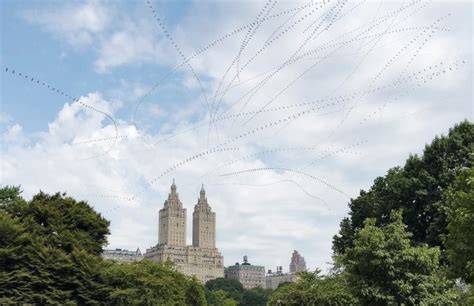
[289,250,306,273]
[225,256,265,289]
[102,248,143,262]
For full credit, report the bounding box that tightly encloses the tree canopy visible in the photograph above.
[0,188,110,256]
[268,270,356,305]
[444,167,474,283]
[102,260,206,305]
[0,187,110,304]
[333,121,473,256]
[205,277,245,303]
[206,289,238,306]
[0,187,208,305]
[339,210,457,305]
[242,287,272,306]
[205,277,271,306]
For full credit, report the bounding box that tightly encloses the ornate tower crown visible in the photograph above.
[195,184,211,212]
[192,184,216,248]
[159,179,187,246]
[164,178,183,209]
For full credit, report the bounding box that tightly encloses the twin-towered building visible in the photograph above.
[144,180,224,283]
[108,180,306,287]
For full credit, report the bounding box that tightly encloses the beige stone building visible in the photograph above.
[265,266,299,290]
[145,181,224,283]
[266,272,296,290]
[225,256,265,289]
[102,248,143,263]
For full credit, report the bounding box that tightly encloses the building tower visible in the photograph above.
[192,184,216,249]
[159,179,187,246]
[289,250,307,273]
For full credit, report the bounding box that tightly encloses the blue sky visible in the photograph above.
[1,0,472,272]
[1,0,196,133]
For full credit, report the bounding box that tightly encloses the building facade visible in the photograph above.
[193,186,216,249]
[266,272,296,290]
[265,266,298,290]
[102,248,143,263]
[145,181,224,283]
[289,250,306,273]
[225,256,265,289]
[158,181,187,247]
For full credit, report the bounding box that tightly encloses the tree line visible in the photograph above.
[1,120,472,305]
[0,188,208,304]
[0,185,273,305]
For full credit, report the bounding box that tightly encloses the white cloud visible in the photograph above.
[22,1,173,72]
[94,19,171,73]
[2,124,27,145]
[23,1,110,46]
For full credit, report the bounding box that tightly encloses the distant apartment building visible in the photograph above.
[289,250,306,273]
[102,248,143,262]
[266,250,306,289]
[265,266,296,290]
[225,256,265,289]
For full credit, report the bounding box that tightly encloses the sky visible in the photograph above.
[0,0,472,273]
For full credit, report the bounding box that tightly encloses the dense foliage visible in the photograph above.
[269,121,472,305]
[242,287,273,306]
[0,188,110,256]
[205,277,244,303]
[101,260,206,305]
[340,210,458,305]
[444,167,474,283]
[268,270,356,305]
[333,121,473,257]
[0,188,111,304]
[205,277,271,306]
[206,289,238,306]
[0,187,207,305]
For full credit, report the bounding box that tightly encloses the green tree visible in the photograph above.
[276,281,292,289]
[206,289,238,306]
[0,187,209,305]
[102,259,207,305]
[340,210,458,305]
[205,277,244,304]
[333,121,474,257]
[444,167,474,283]
[242,287,272,306]
[186,276,208,306]
[1,188,110,256]
[0,187,109,304]
[268,270,356,305]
